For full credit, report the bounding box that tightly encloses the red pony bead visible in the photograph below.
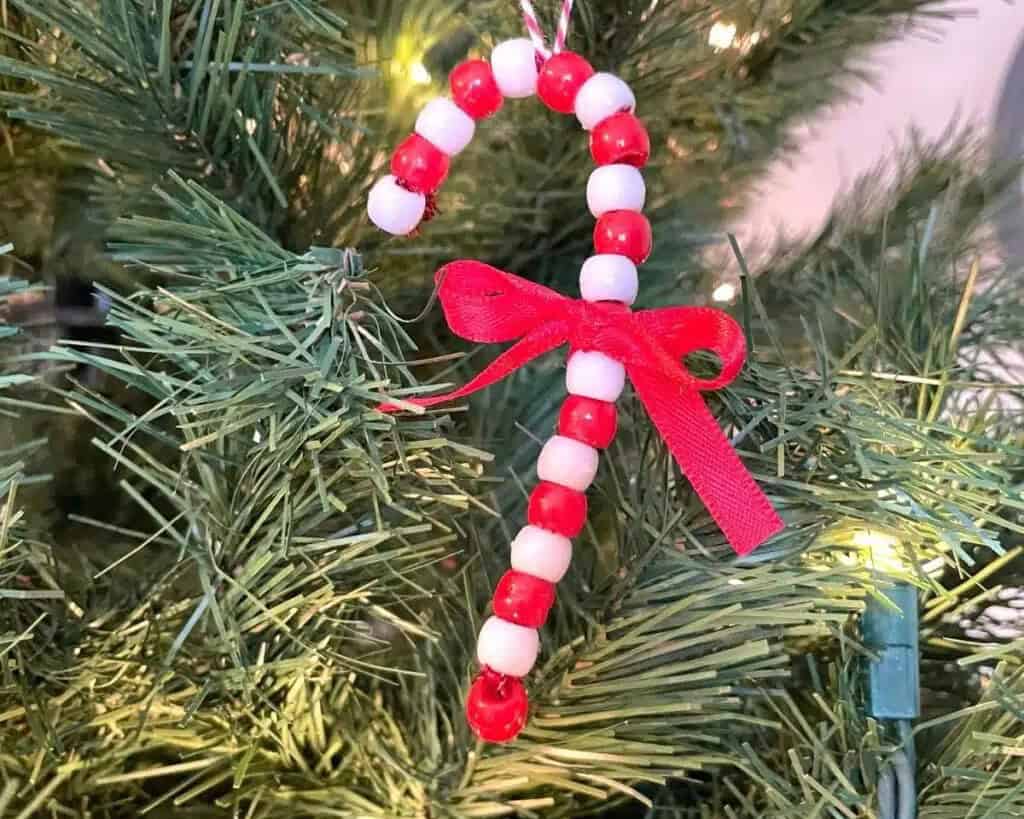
[390,133,450,194]
[559,396,617,449]
[466,667,529,743]
[594,210,653,264]
[590,112,651,167]
[450,59,503,120]
[492,570,556,628]
[528,481,588,537]
[537,52,594,114]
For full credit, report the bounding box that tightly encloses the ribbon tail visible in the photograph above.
[379,322,569,413]
[630,368,783,555]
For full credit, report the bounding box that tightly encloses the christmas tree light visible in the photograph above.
[708,20,738,50]
[858,529,920,819]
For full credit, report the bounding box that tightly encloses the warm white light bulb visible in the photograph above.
[712,281,737,303]
[708,21,738,50]
[410,62,432,85]
[853,530,905,575]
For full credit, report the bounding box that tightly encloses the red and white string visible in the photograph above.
[552,0,574,53]
[519,0,575,59]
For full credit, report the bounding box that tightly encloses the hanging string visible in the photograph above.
[519,0,551,59]
[552,0,574,55]
[519,0,575,60]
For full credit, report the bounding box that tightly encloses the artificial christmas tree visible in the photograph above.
[1,1,1022,817]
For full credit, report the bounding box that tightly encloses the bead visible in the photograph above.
[415,97,476,156]
[466,667,529,743]
[566,350,626,402]
[537,51,594,113]
[510,525,573,583]
[477,615,539,677]
[528,481,587,537]
[593,210,652,263]
[590,112,650,167]
[491,38,539,99]
[450,59,504,119]
[586,164,646,218]
[492,569,556,628]
[367,175,426,236]
[559,395,617,449]
[537,435,599,491]
[575,73,636,130]
[390,133,450,194]
[579,254,639,304]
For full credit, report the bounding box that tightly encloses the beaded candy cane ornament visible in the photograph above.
[369,2,784,743]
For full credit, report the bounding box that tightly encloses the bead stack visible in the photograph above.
[368,42,650,744]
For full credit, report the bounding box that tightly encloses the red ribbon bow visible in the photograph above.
[381,261,783,555]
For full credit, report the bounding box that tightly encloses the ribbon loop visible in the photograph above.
[382,261,784,554]
[437,261,572,342]
[634,306,747,391]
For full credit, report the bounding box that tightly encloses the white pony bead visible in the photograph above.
[367,175,426,236]
[579,255,639,305]
[566,350,627,402]
[537,435,599,491]
[477,616,539,677]
[575,73,636,130]
[510,525,573,583]
[586,164,646,217]
[491,38,539,99]
[415,97,476,156]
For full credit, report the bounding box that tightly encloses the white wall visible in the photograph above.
[733,2,1024,253]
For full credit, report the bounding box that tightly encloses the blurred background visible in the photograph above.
[711,0,1024,413]
[736,1,1024,262]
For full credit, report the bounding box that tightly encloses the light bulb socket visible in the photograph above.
[863,582,920,720]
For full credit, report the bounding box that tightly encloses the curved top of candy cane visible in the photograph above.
[367,42,653,308]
